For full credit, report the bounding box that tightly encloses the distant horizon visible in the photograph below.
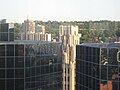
[3,18,120,23]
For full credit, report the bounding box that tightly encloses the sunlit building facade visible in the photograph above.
[21,19,51,41]
[21,19,35,40]
[76,43,120,90]
[59,25,81,90]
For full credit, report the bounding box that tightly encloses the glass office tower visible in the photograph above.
[76,43,120,90]
[0,23,14,41]
[0,22,63,90]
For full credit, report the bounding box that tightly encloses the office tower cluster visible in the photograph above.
[59,25,81,90]
[2,19,120,90]
[76,43,120,90]
[21,19,51,41]
[0,21,62,90]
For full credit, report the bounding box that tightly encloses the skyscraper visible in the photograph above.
[0,22,14,41]
[59,25,81,90]
[0,22,63,90]
[21,19,51,41]
[76,43,120,90]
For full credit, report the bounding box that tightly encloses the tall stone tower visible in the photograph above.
[59,25,81,90]
[21,19,35,40]
[21,20,51,41]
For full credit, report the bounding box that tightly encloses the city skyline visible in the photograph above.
[0,0,120,22]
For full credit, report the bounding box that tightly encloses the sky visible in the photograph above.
[0,0,120,22]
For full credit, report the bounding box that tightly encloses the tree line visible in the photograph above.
[14,20,120,43]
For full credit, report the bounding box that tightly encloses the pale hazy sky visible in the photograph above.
[0,0,120,22]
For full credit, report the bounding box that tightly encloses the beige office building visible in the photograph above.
[21,19,35,40]
[21,19,51,41]
[34,33,51,41]
[59,25,81,90]
[35,24,45,34]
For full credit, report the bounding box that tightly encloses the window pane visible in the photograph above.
[0,79,5,90]
[31,57,35,66]
[6,69,14,78]
[1,24,8,32]
[7,45,14,56]
[25,68,30,77]
[36,67,40,75]
[0,33,8,41]
[6,79,14,90]
[15,79,24,90]
[25,83,30,89]
[9,33,14,41]
[0,69,5,78]
[15,45,24,56]
[25,57,30,67]
[0,45,5,56]
[15,69,24,78]
[6,57,14,68]
[0,57,5,68]
[31,67,35,76]
[15,57,24,68]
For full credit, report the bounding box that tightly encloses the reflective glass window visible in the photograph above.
[31,82,35,88]
[31,67,35,76]
[0,33,8,41]
[1,24,8,32]
[25,68,30,77]
[113,81,119,90]
[0,69,5,78]
[0,45,5,56]
[31,57,35,66]
[25,83,30,89]
[7,45,14,56]
[6,69,14,78]
[6,57,14,68]
[15,45,24,56]
[15,79,24,90]
[25,78,30,82]
[0,57,5,68]
[15,57,24,68]
[108,48,118,65]
[25,57,30,67]
[15,69,24,78]
[6,79,14,90]
[36,67,40,75]
[9,33,14,41]
[0,79,5,90]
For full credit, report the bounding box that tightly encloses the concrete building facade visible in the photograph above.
[59,25,81,90]
[21,19,51,41]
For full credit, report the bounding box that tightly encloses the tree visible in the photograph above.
[14,23,22,40]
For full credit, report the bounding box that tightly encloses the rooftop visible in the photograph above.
[78,42,120,48]
[0,40,61,45]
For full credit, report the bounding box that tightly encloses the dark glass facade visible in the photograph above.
[0,23,14,41]
[0,41,63,90]
[76,43,120,90]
